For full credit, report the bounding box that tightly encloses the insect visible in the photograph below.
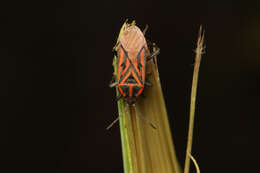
[107,22,159,130]
[110,23,160,104]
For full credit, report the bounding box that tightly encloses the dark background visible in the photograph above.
[0,0,260,172]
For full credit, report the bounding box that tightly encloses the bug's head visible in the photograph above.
[125,96,136,105]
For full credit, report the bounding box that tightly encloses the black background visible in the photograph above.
[0,0,260,172]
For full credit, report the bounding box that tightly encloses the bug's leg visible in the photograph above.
[109,81,118,88]
[116,93,123,101]
[109,74,118,88]
[133,104,156,129]
[143,24,149,35]
[106,95,123,130]
[145,79,152,87]
[146,45,160,61]
[106,116,119,130]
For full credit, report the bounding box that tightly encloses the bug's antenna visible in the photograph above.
[143,24,149,35]
[133,104,156,129]
[106,117,119,130]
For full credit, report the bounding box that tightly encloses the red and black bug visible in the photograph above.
[110,23,160,104]
[107,22,159,130]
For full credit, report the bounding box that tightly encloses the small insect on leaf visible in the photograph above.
[114,22,159,105]
[108,21,160,129]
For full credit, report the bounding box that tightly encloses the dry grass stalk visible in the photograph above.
[184,26,205,173]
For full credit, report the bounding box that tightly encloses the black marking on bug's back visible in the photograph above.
[118,45,143,85]
[136,45,147,76]
[119,66,131,83]
[120,45,128,60]
[120,85,129,96]
[131,65,143,85]
[121,61,126,71]
[118,45,127,69]
[133,85,142,96]
[126,73,137,84]
[122,45,144,85]
[137,47,142,71]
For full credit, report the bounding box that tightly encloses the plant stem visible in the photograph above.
[184,26,205,173]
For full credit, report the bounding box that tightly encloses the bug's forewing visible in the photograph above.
[120,25,147,63]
